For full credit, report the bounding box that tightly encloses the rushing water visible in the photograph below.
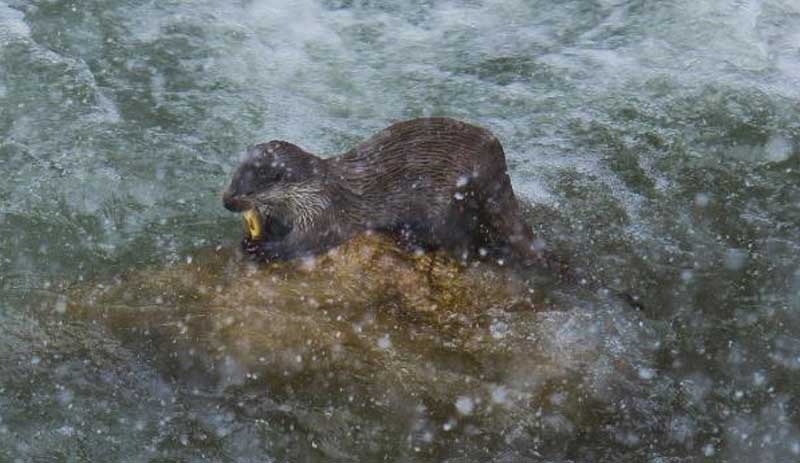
[1,0,799,461]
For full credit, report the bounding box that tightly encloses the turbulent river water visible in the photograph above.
[1,1,799,461]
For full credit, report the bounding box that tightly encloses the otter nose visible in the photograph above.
[222,190,246,212]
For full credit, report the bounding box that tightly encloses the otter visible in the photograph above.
[222,117,560,271]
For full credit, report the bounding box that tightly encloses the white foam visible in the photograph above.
[0,2,31,44]
[764,134,793,163]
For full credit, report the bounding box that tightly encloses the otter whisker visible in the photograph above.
[255,181,330,232]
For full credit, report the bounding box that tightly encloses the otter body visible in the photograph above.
[223,118,543,265]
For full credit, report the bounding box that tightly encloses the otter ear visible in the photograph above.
[265,140,288,153]
[241,144,266,163]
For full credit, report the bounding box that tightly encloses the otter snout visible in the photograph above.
[222,189,250,212]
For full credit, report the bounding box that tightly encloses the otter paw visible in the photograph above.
[241,237,265,258]
[241,237,257,255]
[241,238,281,261]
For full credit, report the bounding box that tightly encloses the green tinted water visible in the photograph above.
[1,0,799,461]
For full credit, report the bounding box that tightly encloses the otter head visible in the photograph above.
[223,141,328,240]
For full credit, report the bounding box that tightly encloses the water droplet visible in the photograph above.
[724,249,747,271]
[491,385,509,405]
[638,367,656,380]
[455,396,474,415]
[54,296,68,314]
[442,418,456,431]
[764,134,792,163]
[694,193,710,207]
[490,321,509,339]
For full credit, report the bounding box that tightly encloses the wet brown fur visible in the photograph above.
[223,118,552,268]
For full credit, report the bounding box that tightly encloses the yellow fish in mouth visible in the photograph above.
[242,209,263,240]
